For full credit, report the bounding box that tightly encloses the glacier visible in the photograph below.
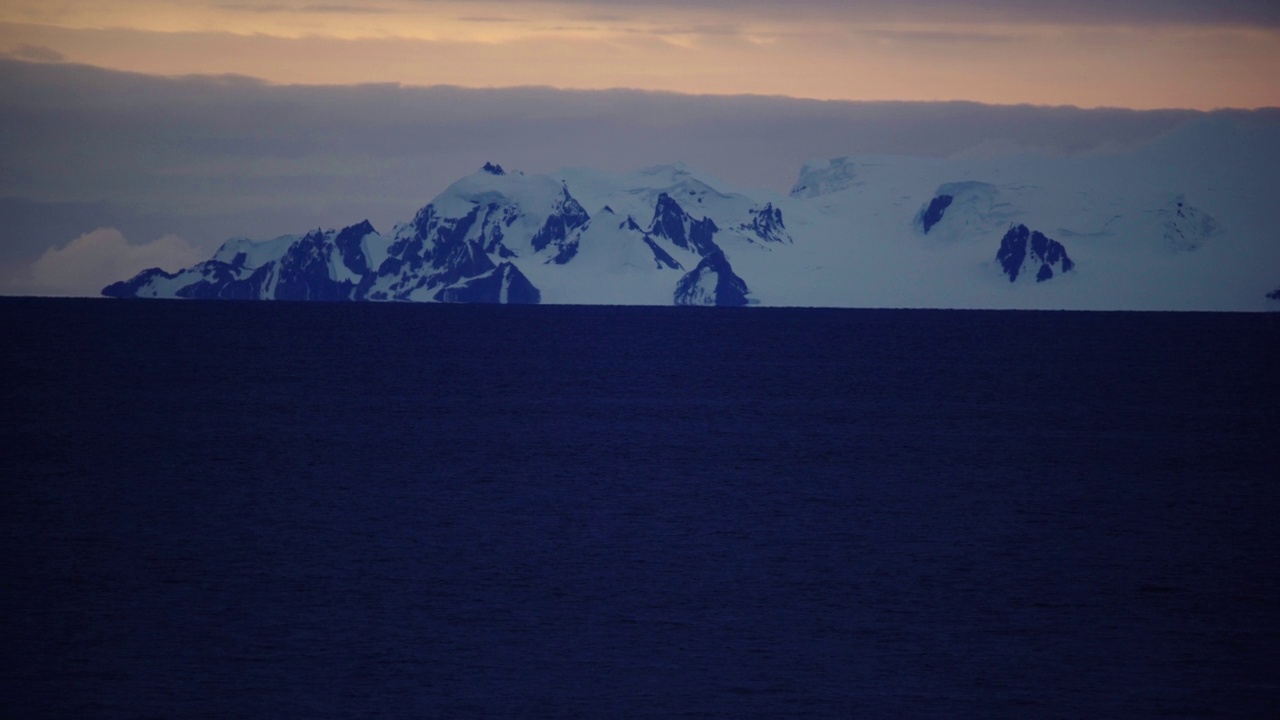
[103,119,1280,310]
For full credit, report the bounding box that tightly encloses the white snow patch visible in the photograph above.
[103,116,1280,311]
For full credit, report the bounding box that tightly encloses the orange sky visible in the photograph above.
[2,1,1278,109]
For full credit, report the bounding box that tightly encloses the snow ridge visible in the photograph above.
[103,121,1280,310]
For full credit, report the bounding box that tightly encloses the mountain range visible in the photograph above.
[104,119,1280,310]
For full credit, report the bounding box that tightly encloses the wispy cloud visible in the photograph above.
[616,22,745,38]
[419,0,1280,28]
[307,0,1280,29]
[7,43,64,62]
[456,15,522,23]
[1,1,1277,113]
[4,17,1275,109]
[214,3,399,14]
[860,29,1017,45]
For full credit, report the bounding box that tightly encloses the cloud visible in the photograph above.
[434,0,1280,28]
[5,59,1273,298]
[7,43,65,62]
[322,0,1280,29]
[0,59,1208,205]
[20,229,204,297]
[860,29,1017,45]
[6,7,1278,110]
[214,3,398,14]
[457,15,522,23]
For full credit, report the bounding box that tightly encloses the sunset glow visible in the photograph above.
[2,1,1278,109]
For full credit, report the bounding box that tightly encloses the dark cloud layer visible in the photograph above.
[10,44,66,63]
[215,3,398,14]
[413,0,1280,27]
[4,57,1254,280]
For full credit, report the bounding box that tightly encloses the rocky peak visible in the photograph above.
[530,184,590,263]
[674,249,750,306]
[1159,194,1220,252]
[334,220,377,276]
[790,157,858,199]
[996,225,1075,283]
[921,195,953,234]
[649,193,720,256]
[740,203,791,244]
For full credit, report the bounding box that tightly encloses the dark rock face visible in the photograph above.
[106,212,544,305]
[1029,228,1074,281]
[1161,194,1219,252]
[649,193,720,256]
[373,197,550,301]
[429,240,498,290]
[333,220,375,276]
[374,206,474,299]
[619,214,682,269]
[482,162,505,176]
[175,262,264,300]
[500,264,541,304]
[643,193,755,304]
[275,228,356,301]
[649,194,687,244]
[105,253,272,300]
[921,195,954,234]
[996,224,1030,280]
[102,173,768,306]
[674,250,750,306]
[530,185,590,263]
[434,262,540,304]
[996,224,1074,282]
[643,236,683,270]
[740,203,791,243]
[1267,287,1280,300]
[102,268,179,298]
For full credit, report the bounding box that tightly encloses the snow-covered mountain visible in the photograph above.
[104,119,1280,310]
[105,162,784,306]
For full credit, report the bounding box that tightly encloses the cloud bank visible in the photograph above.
[2,0,1278,109]
[18,229,203,297]
[2,58,1274,297]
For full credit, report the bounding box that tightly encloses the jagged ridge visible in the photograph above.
[996,225,1074,283]
[100,146,1272,310]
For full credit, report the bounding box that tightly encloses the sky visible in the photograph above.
[2,0,1278,109]
[0,1,1277,296]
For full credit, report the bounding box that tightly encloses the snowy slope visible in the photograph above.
[104,117,1280,310]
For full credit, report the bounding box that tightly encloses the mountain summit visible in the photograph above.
[105,126,1280,310]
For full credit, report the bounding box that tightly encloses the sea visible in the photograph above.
[4,298,1279,718]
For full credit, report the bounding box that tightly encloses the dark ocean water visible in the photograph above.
[3,298,1279,718]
